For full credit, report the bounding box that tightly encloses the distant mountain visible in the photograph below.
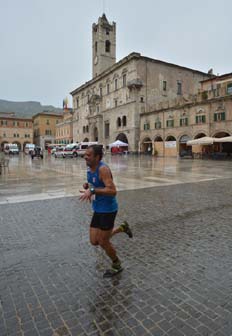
[0,99,63,118]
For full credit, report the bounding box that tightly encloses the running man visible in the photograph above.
[79,144,132,277]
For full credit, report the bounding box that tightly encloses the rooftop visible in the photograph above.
[70,52,211,95]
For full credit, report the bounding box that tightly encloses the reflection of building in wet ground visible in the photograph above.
[1,154,232,204]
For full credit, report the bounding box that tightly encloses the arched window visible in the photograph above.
[117,117,121,128]
[95,41,97,53]
[86,125,89,133]
[122,116,127,126]
[83,126,85,133]
[105,40,111,52]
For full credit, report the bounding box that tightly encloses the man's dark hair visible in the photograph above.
[88,144,103,160]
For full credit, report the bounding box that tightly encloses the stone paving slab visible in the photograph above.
[1,178,232,335]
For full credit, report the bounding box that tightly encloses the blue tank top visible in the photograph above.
[87,161,118,213]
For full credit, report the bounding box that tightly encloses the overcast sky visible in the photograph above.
[0,0,231,108]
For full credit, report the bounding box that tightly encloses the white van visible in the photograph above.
[73,142,100,157]
[4,143,19,155]
[62,143,79,158]
[24,143,35,154]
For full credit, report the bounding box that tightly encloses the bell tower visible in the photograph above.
[92,14,116,78]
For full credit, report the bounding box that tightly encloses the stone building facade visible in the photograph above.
[70,14,211,152]
[55,108,74,144]
[33,112,63,149]
[140,73,232,156]
[0,112,33,150]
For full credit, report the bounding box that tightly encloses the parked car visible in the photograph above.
[4,143,19,155]
[73,142,99,157]
[52,146,64,155]
[25,143,35,154]
[31,146,43,159]
[54,147,65,158]
[50,145,64,155]
[63,143,79,158]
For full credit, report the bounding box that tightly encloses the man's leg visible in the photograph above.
[90,212,123,276]
[89,227,100,246]
[98,229,117,261]
[98,229,123,275]
[111,221,133,238]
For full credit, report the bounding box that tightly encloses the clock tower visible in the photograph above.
[92,14,116,78]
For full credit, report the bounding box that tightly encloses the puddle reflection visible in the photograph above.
[1,153,232,204]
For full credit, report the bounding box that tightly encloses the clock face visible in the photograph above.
[94,56,98,65]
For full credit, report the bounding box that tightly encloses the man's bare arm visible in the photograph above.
[96,166,117,196]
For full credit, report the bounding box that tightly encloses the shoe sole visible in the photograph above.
[103,268,123,278]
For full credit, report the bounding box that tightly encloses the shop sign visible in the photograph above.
[165,141,176,148]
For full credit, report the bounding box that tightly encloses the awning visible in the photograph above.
[187,136,232,145]
[214,136,232,143]
[109,140,128,148]
[187,136,214,146]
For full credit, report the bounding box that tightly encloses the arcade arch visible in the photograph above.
[165,135,177,157]
[213,131,230,138]
[141,137,152,154]
[116,133,128,144]
[165,135,176,141]
[194,132,206,139]
[154,135,163,142]
[213,131,232,154]
[179,134,191,155]
[1,141,8,150]
[153,135,163,156]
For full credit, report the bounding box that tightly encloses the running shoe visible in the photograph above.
[120,220,133,238]
[103,259,123,278]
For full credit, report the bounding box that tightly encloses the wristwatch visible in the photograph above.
[90,187,95,195]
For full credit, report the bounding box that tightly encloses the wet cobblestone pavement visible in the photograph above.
[1,177,232,335]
